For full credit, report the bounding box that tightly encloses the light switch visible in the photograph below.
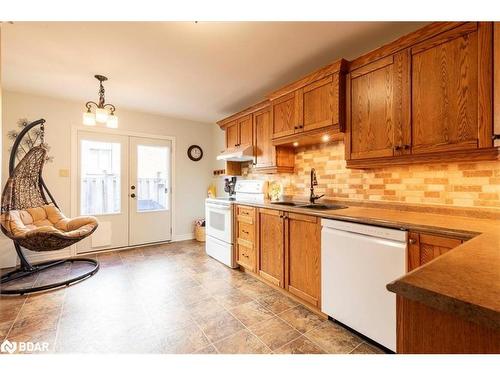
[59,169,69,177]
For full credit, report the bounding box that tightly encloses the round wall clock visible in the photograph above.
[187,145,203,161]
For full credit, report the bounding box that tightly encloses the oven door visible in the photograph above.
[205,202,233,244]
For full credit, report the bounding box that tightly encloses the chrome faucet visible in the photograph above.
[310,168,325,204]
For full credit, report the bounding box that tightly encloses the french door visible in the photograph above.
[76,131,172,253]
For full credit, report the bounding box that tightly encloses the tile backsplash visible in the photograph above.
[244,142,500,210]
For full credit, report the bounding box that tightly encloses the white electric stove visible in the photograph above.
[205,180,267,267]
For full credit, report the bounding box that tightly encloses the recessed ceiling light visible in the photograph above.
[322,134,330,142]
[293,142,299,147]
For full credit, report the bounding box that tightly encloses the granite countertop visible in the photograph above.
[234,199,500,329]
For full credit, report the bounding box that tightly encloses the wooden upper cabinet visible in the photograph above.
[410,23,491,154]
[272,92,300,138]
[257,208,285,287]
[494,22,500,147]
[253,106,275,168]
[346,22,496,168]
[407,232,463,272]
[303,73,342,133]
[225,120,239,149]
[286,213,321,307]
[224,115,253,149]
[347,52,409,160]
[237,115,253,147]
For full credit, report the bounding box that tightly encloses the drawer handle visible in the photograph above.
[242,230,249,235]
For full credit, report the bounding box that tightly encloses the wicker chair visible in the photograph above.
[0,119,99,295]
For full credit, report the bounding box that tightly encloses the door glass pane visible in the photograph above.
[137,145,169,211]
[80,140,121,215]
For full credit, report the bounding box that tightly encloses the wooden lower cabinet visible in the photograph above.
[286,213,321,307]
[407,232,463,272]
[257,208,285,286]
[255,208,321,308]
[396,296,500,353]
[235,205,256,272]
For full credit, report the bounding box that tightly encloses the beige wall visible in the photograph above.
[2,90,219,244]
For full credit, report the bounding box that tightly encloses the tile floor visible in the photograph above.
[0,240,384,354]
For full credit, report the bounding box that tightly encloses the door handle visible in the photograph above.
[130,193,136,198]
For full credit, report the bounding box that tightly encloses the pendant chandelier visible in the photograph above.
[82,74,118,128]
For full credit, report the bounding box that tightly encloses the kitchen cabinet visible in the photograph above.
[256,208,321,308]
[494,22,500,147]
[269,59,347,146]
[225,115,253,149]
[271,92,300,139]
[410,23,489,154]
[235,205,257,272]
[257,208,285,286]
[347,52,409,160]
[253,105,295,173]
[237,115,253,148]
[225,120,239,149]
[407,232,463,272]
[346,22,497,168]
[302,73,342,133]
[286,213,321,307]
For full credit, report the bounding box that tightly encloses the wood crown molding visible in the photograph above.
[267,58,348,100]
[217,100,270,129]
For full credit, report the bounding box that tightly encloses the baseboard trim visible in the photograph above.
[172,233,195,242]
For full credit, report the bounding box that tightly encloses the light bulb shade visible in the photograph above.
[83,111,96,126]
[95,108,108,123]
[106,114,118,128]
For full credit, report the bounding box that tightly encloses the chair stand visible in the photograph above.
[0,243,99,296]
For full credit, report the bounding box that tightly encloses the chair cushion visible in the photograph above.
[1,204,98,240]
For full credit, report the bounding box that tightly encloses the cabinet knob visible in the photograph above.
[394,145,401,151]
[492,134,500,140]
[408,238,416,245]
[130,193,136,198]
[403,144,410,150]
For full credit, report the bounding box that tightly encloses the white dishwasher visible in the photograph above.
[321,219,407,352]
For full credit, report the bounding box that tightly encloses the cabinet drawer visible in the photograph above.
[237,241,256,271]
[238,221,255,243]
[237,205,255,224]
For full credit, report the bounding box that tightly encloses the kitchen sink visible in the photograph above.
[270,201,301,206]
[299,204,347,210]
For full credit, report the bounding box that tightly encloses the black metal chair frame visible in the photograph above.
[0,119,99,295]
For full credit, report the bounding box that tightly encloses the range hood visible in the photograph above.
[216,145,254,162]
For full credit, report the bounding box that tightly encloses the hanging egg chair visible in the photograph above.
[0,119,99,295]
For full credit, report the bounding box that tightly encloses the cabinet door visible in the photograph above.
[303,74,338,132]
[407,232,462,272]
[286,213,321,307]
[257,208,284,287]
[225,120,239,148]
[238,115,253,147]
[272,91,301,138]
[494,22,500,147]
[411,23,492,154]
[347,52,409,160]
[254,106,275,168]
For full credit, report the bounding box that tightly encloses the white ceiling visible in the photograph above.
[1,22,428,123]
